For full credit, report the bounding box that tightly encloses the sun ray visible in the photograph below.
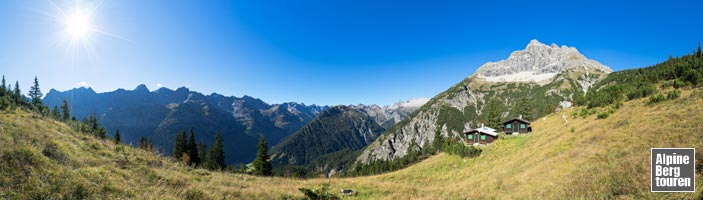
[46,0,122,57]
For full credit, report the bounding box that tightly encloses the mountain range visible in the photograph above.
[43,39,613,169]
[356,39,613,164]
[43,85,328,164]
[43,85,425,165]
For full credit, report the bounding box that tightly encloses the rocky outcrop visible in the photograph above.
[475,39,612,84]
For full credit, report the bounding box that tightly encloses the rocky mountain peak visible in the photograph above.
[474,39,612,84]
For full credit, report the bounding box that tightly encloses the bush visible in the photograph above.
[648,93,666,104]
[0,96,11,110]
[298,183,339,200]
[672,79,688,89]
[184,188,207,199]
[42,141,67,164]
[667,89,681,100]
[596,112,609,119]
[626,85,656,100]
[441,140,482,158]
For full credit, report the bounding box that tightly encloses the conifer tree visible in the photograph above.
[29,76,43,108]
[514,96,532,121]
[697,42,702,58]
[114,129,121,144]
[51,105,60,119]
[252,137,272,176]
[187,129,200,165]
[139,136,153,150]
[96,127,107,139]
[13,81,21,104]
[484,101,501,129]
[208,133,225,169]
[0,75,6,96]
[197,140,207,166]
[173,130,187,161]
[61,97,70,121]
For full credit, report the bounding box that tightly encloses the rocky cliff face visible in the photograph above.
[475,39,612,84]
[356,40,612,164]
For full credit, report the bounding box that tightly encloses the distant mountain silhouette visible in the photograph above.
[44,85,328,165]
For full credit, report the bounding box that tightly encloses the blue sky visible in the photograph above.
[1,0,702,106]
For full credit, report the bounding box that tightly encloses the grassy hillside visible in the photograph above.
[2,88,703,199]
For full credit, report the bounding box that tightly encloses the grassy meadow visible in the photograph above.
[1,89,703,199]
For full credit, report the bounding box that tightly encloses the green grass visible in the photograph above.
[1,89,703,199]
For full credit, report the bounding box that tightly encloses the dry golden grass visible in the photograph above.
[1,89,702,199]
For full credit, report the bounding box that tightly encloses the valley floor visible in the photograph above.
[2,89,703,199]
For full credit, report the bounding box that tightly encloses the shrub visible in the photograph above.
[441,141,482,158]
[666,89,681,100]
[570,127,575,133]
[42,141,67,164]
[298,183,339,200]
[648,93,666,104]
[626,85,656,100]
[672,79,688,89]
[184,188,207,199]
[596,112,609,119]
[0,96,11,110]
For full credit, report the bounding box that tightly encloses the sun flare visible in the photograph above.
[48,0,121,53]
[65,11,91,38]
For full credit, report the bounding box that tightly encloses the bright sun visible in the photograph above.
[65,11,91,38]
[48,0,122,53]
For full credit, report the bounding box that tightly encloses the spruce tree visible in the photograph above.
[197,140,207,166]
[484,101,501,129]
[187,129,200,165]
[697,42,702,58]
[61,97,70,121]
[139,137,146,149]
[139,136,153,150]
[114,129,121,144]
[252,137,272,176]
[173,130,187,160]
[0,75,6,96]
[51,105,60,119]
[208,133,225,169]
[514,96,532,121]
[13,81,21,104]
[29,76,43,108]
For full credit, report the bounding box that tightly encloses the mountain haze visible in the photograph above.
[43,85,328,164]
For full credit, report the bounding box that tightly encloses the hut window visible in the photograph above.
[480,135,486,140]
[506,124,512,128]
[520,124,526,129]
[467,134,473,140]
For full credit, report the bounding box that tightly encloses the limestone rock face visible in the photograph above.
[474,39,612,84]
